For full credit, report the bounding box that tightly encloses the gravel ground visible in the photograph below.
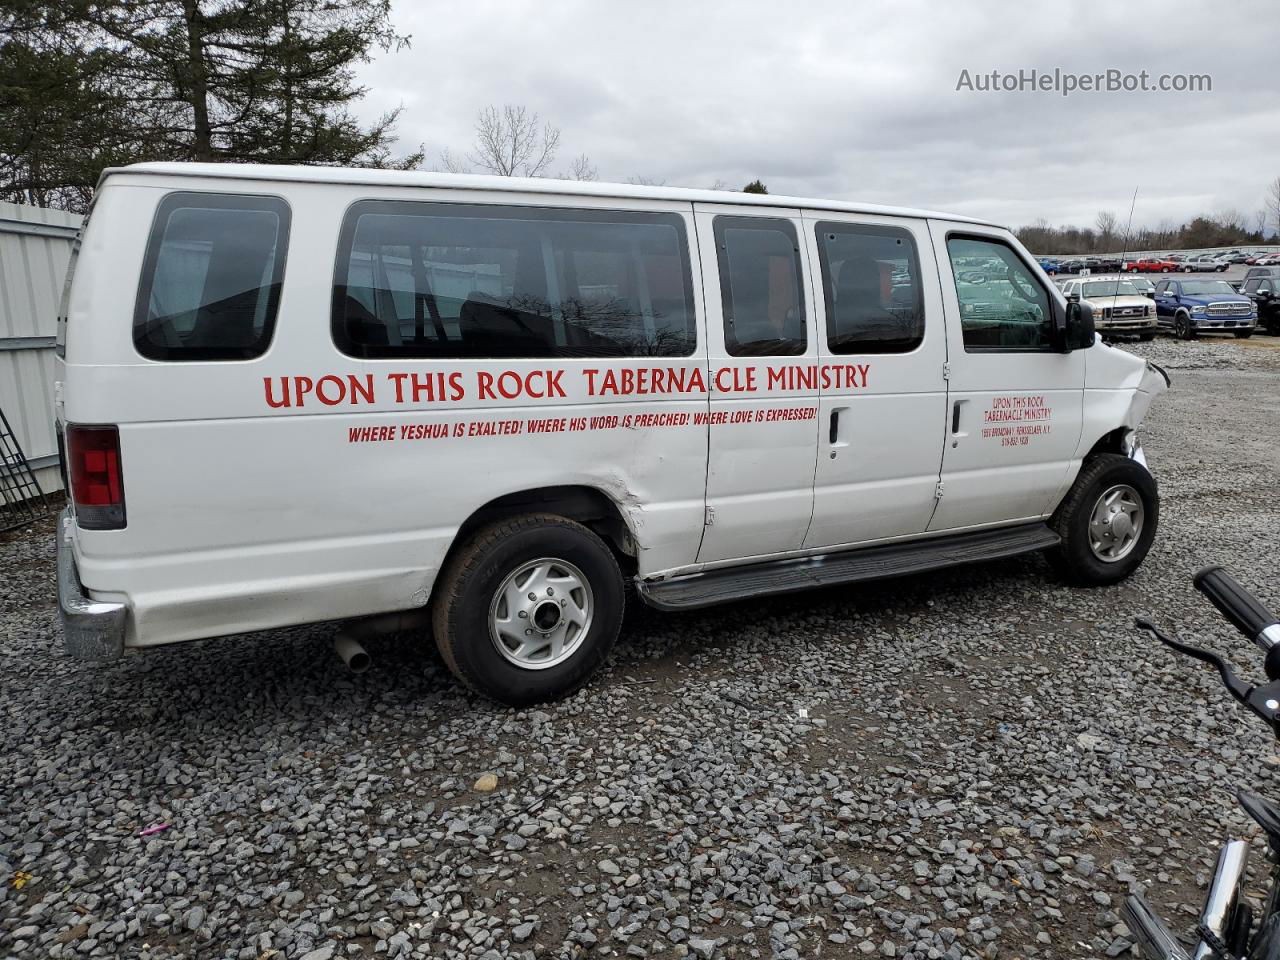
[3,335,1279,960]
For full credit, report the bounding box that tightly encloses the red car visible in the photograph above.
[1124,257,1179,273]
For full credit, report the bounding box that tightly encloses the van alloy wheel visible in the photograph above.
[489,557,594,669]
[1088,484,1144,562]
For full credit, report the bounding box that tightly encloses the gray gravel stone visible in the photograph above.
[2,336,1278,959]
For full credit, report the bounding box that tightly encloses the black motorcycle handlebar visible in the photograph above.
[1194,565,1280,645]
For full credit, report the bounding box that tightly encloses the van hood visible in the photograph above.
[1086,343,1170,430]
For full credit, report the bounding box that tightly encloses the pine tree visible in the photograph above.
[742,179,768,194]
[0,0,422,211]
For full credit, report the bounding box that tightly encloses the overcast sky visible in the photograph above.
[355,0,1280,232]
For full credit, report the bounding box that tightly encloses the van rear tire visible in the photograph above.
[431,514,624,706]
[1048,454,1158,586]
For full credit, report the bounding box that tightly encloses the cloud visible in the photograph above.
[357,0,1280,229]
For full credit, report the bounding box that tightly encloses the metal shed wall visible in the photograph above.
[0,200,82,495]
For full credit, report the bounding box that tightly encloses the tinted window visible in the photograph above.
[1243,279,1260,293]
[714,217,805,356]
[815,222,924,354]
[947,236,1052,352]
[134,193,290,361]
[333,202,696,359]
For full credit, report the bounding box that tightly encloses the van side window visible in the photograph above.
[713,217,806,356]
[815,222,924,354]
[946,236,1052,352]
[332,202,696,359]
[134,193,290,361]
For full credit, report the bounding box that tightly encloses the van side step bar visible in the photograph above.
[636,523,1061,611]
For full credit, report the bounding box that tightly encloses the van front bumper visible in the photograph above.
[57,509,126,659]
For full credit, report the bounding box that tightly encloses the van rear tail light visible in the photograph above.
[67,425,126,530]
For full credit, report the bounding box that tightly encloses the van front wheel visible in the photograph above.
[1048,454,1158,586]
[432,514,624,706]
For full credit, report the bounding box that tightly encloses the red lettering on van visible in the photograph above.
[315,375,345,405]
[264,377,291,408]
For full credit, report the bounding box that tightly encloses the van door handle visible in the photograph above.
[951,400,962,433]
[829,409,840,444]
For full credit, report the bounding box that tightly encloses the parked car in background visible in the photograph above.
[1125,257,1178,273]
[1245,252,1275,265]
[1241,275,1280,334]
[1092,255,1123,272]
[1154,277,1257,339]
[1060,277,1156,340]
[1165,254,1187,264]
[1258,254,1280,266]
[1218,251,1250,264]
[1057,258,1084,274]
[1037,257,1062,274]
[1181,254,1229,273]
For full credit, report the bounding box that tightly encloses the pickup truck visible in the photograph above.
[1180,255,1229,273]
[1241,275,1280,334]
[1124,257,1178,273]
[1154,277,1257,339]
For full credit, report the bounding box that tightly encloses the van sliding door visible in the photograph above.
[694,204,820,564]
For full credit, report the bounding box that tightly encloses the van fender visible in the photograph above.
[1050,354,1170,512]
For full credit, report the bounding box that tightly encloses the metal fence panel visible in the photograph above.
[0,200,81,495]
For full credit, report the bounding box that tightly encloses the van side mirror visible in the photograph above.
[1058,299,1094,351]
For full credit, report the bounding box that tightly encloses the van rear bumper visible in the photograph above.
[57,509,126,659]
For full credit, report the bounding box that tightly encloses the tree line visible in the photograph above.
[1017,181,1280,255]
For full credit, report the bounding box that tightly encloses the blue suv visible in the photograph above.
[1154,277,1257,340]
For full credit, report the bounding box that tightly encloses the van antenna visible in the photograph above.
[1107,186,1140,327]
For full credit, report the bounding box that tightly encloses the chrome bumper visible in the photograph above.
[57,508,125,659]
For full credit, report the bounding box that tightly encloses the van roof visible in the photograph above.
[106,162,1003,229]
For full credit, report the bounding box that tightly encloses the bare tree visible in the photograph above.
[1256,208,1270,240]
[1095,210,1118,250]
[627,175,667,186]
[561,153,597,181]
[1214,208,1247,231]
[436,147,470,174]
[468,104,560,177]
[1268,176,1280,240]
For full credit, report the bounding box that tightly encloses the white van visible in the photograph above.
[55,163,1169,704]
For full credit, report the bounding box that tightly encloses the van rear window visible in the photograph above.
[332,201,697,359]
[134,192,290,361]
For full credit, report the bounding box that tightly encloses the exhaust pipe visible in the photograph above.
[333,633,371,674]
[331,610,429,674]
